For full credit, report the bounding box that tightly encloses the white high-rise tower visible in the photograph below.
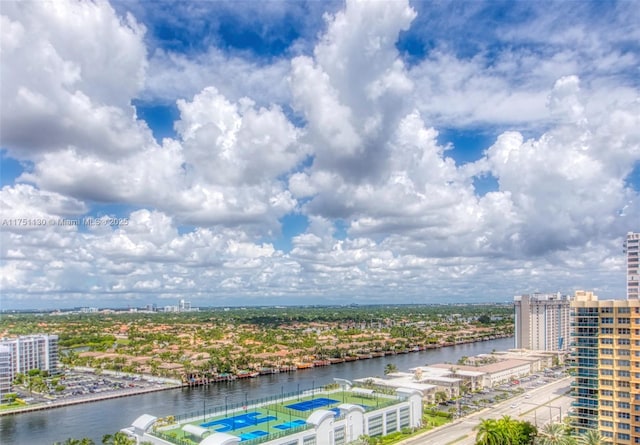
[624,232,639,300]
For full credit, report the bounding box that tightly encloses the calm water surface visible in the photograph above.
[0,337,513,444]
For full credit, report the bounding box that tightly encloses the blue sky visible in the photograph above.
[1,0,639,309]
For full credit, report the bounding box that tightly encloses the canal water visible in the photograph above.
[0,337,513,444]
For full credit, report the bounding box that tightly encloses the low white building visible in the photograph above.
[431,359,531,388]
[354,374,437,402]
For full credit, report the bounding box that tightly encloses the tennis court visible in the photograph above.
[274,419,307,430]
[239,430,268,441]
[201,411,276,432]
[285,397,340,412]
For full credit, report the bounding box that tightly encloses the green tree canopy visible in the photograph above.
[575,429,604,445]
[475,415,537,445]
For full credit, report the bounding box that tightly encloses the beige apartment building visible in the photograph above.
[571,291,640,443]
[514,292,572,351]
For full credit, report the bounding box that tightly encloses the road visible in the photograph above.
[399,377,572,445]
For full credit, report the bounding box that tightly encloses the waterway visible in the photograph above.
[0,337,513,445]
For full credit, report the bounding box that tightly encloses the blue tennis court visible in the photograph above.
[274,419,307,430]
[285,397,339,412]
[239,430,268,441]
[201,412,276,432]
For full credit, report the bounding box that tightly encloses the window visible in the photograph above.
[399,407,410,429]
[618,328,631,335]
[619,338,631,345]
[601,328,614,334]
[303,436,317,445]
[334,427,345,445]
[368,415,383,437]
[385,412,398,434]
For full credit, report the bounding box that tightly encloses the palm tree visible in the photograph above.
[435,390,448,404]
[475,416,536,445]
[101,432,135,445]
[54,439,95,445]
[384,363,398,375]
[575,430,604,445]
[497,415,520,442]
[476,418,506,445]
[536,422,574,445]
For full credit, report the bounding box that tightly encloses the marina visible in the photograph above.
[0,337,514,445]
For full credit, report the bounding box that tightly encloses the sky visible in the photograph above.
[1,0,639,310]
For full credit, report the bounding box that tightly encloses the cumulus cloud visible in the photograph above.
[0,0,151,159]
[1,0,639,307]
[144,48,292,106]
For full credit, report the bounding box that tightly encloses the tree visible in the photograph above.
[384,363,398,375]
[2,392,18,403]
[435,391,448,404]
[516,420,537,444]
[101,432,135,445]
[53,439,95,445]
[476,418,506,445]
[475,416,536,445]
[575,430,604,445]
[535,422,574,445]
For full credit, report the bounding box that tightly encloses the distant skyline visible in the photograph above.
[1,0,639,310]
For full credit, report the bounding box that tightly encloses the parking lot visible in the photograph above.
[12,370,175,408]
[438,367,569,416]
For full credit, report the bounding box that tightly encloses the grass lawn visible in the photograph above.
[0,401,27,411]
[423,412,451,428]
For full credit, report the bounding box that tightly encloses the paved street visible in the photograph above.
[399,377,572,445]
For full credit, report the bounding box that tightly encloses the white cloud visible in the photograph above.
[1,0,639,307]
[144,48,291,106]
[1,0,150,158]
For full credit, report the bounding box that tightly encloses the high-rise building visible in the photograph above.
[514,292,572,351]
[178,299,191,311]
[0,334,59,380]
[0,345,11,403]
[570,291,640,443]
[625,232,639,300]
